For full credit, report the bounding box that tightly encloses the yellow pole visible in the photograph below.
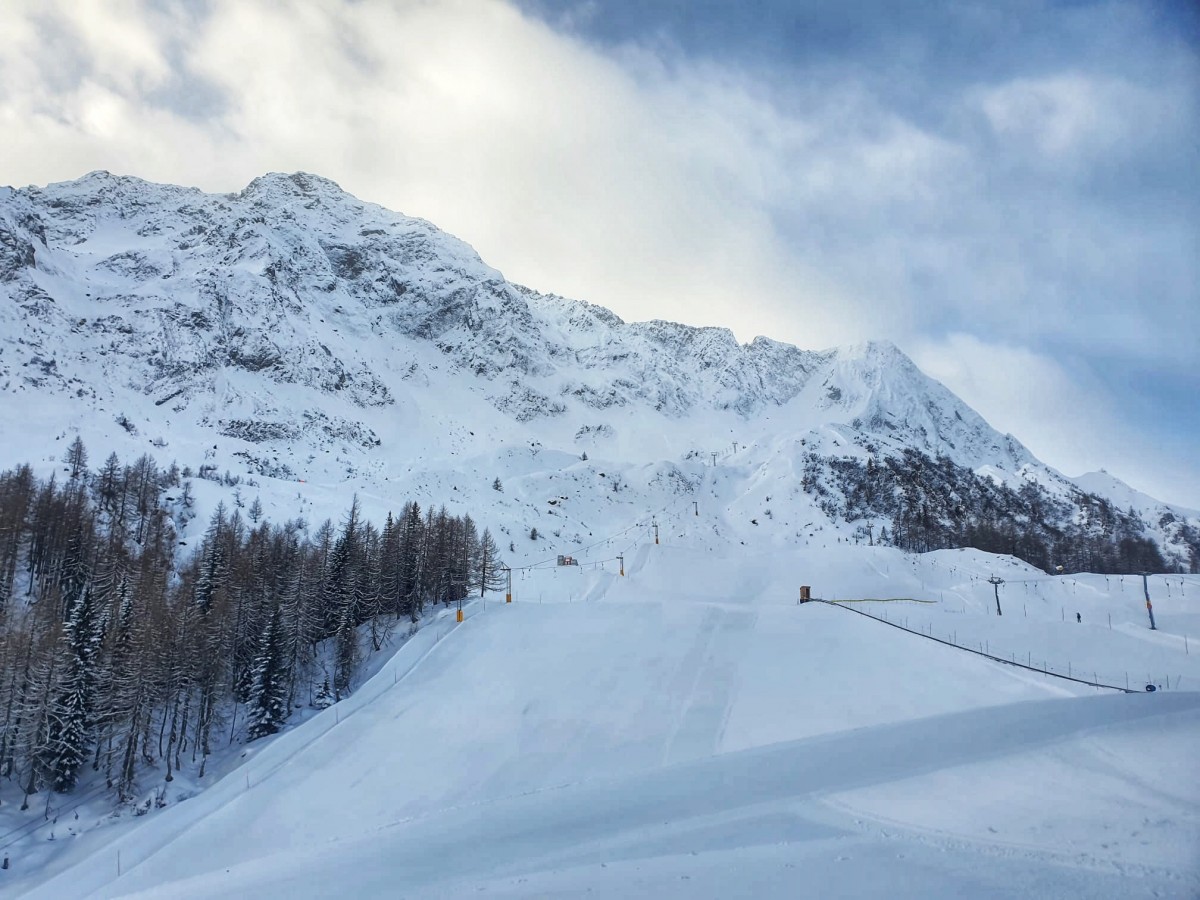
[505,566,512,603]
[619,554,624,576]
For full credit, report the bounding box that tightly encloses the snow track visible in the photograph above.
[70,695,1200,899]
[20,555,1200,899]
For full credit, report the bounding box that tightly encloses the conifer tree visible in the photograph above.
[63,436,88,482]
[0,454,530,799]
[397,502,424,621]
[245,602,289,740]
[327,499,363,699]
[476,529,505,595]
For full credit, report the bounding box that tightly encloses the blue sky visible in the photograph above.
[1,0,1197,505]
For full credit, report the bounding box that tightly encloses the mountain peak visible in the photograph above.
[1,169,1194,568]
[238,171,348,200]
[62,169,167,190]
[833,339,906,362]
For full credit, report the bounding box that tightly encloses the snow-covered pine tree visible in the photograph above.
[423,506,452,607]
[94,452,126,529]
[125,454,161,545]
[44,481,101,792]
[285,521,327,709]
[245,602,290,740]
[326,499,364,700]
[190,504,237,777]
[359,521,389,651]
[397,502,424,621]
[379,512,401,618]
[20,644,61,809]
[193,503,230,616]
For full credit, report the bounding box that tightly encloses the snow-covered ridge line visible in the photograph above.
[0,171,980,426]
[0,170,1196,569]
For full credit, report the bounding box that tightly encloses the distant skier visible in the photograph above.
[1076,612,1081,623]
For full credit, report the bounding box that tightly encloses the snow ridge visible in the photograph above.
[0,172,1012,450]
[0,171,1196,566]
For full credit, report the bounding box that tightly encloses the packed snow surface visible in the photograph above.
[14,532,1200,899]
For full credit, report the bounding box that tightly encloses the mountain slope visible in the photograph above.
[0,171,1196,570]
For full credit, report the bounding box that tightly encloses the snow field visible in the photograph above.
[20,533,1200,898]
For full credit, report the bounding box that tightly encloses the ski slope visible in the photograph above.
[15,527,1200,899]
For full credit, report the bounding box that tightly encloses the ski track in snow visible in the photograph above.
[78,694,1200,899]
[14,571,1199,900]
[4,492,1198,899]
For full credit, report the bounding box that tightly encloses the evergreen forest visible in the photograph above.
[803,448,1199,573]
[0,442,505,806]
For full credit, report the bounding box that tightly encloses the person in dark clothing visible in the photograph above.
[1076,612,1081,623]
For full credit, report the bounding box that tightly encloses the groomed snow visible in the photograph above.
[15,532,1200,899]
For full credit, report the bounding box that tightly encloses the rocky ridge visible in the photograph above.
[0,171,1195,570]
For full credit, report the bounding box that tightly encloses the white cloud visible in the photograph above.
[979,74,1106,159]
[974,72,1179,167]
[0,0,882,348]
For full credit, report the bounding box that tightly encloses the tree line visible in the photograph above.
[0,439,504,807]
[803,448,1198,573]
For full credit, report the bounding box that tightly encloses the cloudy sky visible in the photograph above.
[2,0,1198,505]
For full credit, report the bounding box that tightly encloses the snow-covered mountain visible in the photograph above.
[1,171,1196,569]
[3,173,1200,900]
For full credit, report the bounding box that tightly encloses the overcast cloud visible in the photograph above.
[1,0,1197,505]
